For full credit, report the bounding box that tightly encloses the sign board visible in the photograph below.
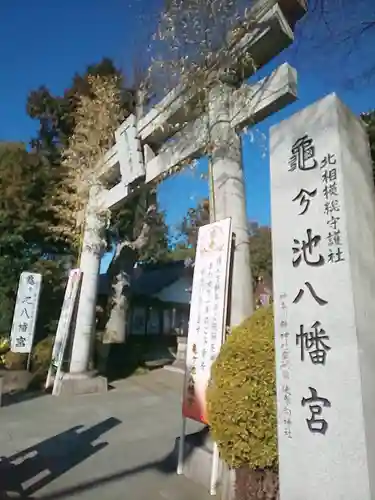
[10,272,42,353]
[182,218,232,424]
[45,269,82,390]
[270,94,375,499]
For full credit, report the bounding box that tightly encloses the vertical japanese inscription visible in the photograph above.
[11,273,41,352]
[210,254,223,362]
[321,153,345,264]
[288,134,332,436]
[187,343,198,407]
[186,266,206,407]
[10,273,41,355]
[279,293,292,439]
[201,262,212,371]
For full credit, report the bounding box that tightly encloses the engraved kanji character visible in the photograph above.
[289,135,318,172]
[320,153,337,169]
[328,247,345,264]
[292,188,318,215]
[327,215,340,231]
[292,229,325,267]
[327,230,342,246]
[26,275,35,286]
[324,199,340,215]
[322,168,337,184]
[21,308,30,319]
[323,182,338,199]
[296,321,331,365]
[293,282,328,306]
[301,387,331,435]
[15,336,26,348]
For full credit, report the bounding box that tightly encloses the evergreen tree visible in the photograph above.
[0,143,67,334]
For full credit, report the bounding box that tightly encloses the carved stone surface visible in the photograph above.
[271,94,375,500]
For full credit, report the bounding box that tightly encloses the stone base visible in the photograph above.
[173,427,214,491]
[54,371,108,396]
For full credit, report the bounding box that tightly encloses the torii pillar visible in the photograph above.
[209,82,254,325]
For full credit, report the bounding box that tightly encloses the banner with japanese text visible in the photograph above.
[10,272,42,353]
[45,268,82,389]
[182,218,232,423]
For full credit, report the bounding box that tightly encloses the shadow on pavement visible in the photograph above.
[1,390,47,408]
[98,336,177,383]
[0,417,122,498]
[0,426,208,499]
[35,427,209,500]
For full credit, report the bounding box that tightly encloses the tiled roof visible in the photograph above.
[98,260,191,297]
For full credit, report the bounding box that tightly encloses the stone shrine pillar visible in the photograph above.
[208,82,254,327]
[69,192,106,375]
[271,93,375,500]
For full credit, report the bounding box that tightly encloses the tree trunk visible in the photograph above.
[103,244,137,342]
[98,247,136,376]
[103,269,132,344]
[98,211,155,375]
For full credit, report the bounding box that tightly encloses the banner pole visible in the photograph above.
[210,442,220,495]
[177,416,187,475]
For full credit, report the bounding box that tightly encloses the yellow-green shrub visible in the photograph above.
[32,335,54,375]
[0,336,10,366]
[0,335,10,354]
[4,351,28,370]
[206,306,277,469]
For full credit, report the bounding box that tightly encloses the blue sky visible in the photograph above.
[1,0,374,236]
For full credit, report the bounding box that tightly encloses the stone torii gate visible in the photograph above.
[61,0,307,392]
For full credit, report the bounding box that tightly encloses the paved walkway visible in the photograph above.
[0,370,211,500]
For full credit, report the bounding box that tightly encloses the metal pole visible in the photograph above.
[210,442,220,495]
[177,416,187,475]
[177,349,188,475]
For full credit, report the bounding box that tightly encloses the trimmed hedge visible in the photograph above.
[206,306,277,469]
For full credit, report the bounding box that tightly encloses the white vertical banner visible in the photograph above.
[182,217,232,423]
[10,272,42,353]
[45,268,82,391]
[178,218,232,495]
